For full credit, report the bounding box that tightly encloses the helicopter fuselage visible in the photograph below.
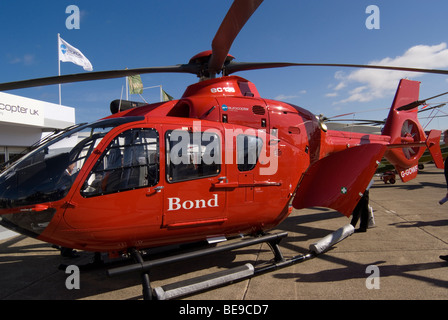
[0,76,319,253]
[0,76,434,255]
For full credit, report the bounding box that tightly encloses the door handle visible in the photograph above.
[146,186,164,196]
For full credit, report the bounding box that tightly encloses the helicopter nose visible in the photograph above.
[0,205,56,239]
[0,172,56,238]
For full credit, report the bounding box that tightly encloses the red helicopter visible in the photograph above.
[0,0,446,299]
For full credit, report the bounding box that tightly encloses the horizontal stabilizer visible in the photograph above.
[426,129,444,169]
[292,144,386,217]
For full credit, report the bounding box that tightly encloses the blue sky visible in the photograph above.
[1,0,448,130]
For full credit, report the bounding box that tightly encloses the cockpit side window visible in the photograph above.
[0,117,144,209]
[81,128,159,197]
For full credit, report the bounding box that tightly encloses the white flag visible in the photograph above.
[58,36,93,71]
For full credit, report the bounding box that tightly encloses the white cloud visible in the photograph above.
[274,90,307,101]
[328,43,448,104]
[22,54,35,65]
[8,54,35,66]
[274,94,298,100]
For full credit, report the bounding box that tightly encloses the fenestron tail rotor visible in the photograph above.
[401,119,420,160]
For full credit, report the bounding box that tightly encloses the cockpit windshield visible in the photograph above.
[0,117,144,209]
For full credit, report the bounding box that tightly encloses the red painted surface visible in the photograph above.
[0,77,442,254]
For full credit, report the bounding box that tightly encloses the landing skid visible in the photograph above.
[107,232,295,300]
[57,224,354,300]
[107,231,324,300]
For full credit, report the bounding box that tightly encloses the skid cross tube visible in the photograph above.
[129,248,152,300]
[107,232,288,277]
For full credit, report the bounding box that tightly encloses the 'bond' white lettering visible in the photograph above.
[168,194,219,211]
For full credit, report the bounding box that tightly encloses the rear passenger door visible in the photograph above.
[162,124,227,228]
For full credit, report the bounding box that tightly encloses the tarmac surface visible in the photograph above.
[1,164,447,301]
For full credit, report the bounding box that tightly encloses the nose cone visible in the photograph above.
[0,207,56,239]
[0,151,72,209]
[0,151,72,238]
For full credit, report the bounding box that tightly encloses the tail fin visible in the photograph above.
[382,79,443,182]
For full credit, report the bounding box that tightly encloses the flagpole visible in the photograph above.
[58,33,61,105]
[126,77,129,100]
[125,68,129,100]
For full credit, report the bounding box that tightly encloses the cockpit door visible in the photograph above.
[63,125,164,234]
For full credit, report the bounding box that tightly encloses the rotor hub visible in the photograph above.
[189,51,235,79]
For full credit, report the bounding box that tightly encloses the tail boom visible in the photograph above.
[292,78,443,218]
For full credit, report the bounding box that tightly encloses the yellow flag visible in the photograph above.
[128,75,143,95]
[162,89,174,101]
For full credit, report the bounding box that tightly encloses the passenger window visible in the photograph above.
[166,130,220,182]
[237,135,263,171]
[81,128,159,197]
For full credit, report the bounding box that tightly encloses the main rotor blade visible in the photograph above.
[325,119,386,125]
[208,0,263,75]
[0,65,198,91]
[225,61,448,76]
[397,91,448,111]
